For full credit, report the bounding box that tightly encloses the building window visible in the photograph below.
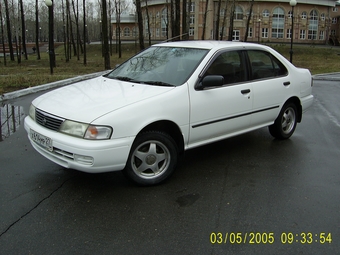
[220,8,226,16]
[287,28,292,39]
[332,17,337,24]
[301,11,307,19]
[300,30,306,39]
[189,27,195,36]
[190,14,195,25]
[288,11,292,18]
[321,13,325,21]
[262,28,268,38]
[272,7,284,38]
[132,27,138,37]
[308,10,318,40]
[234,6,243,20]
[233,30,240,41]
[248,27,253,38]
[262,9,269,17]
[332,7,338,12]
[156,28,160,37]
[187,2,195,12]
[161,8,168,37]
[319,31,324,40]
[331,30,336,36]
[124,27,130,37]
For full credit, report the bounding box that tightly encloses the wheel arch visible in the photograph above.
[137,120,185,155]
[285,96,302,122]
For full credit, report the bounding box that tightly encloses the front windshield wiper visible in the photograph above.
[114,76,134,82]
[143,81,175,87]
[111,76,143,84]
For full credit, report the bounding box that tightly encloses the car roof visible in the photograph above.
[153,40,268,51]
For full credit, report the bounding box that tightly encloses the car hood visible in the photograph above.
[33,76,175,123]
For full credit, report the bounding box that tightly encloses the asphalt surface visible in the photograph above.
[0,74,340,254]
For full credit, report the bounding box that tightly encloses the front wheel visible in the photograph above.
[123,131,178,186]
[269,102,298,140]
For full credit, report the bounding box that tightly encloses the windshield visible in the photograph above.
[106,46,209,86]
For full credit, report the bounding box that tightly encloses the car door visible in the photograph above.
[246,50,292,128]
[188,50,253,148]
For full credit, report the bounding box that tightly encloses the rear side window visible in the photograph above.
[247,50,288,80]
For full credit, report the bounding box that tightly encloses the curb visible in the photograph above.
[0,70,109,102]
[312,72,340,81]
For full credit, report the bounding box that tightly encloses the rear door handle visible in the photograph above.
[283,81,290,86]
[241,89,251,94]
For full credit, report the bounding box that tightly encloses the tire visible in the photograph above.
[123,131,178,186]
[269,102,298,140]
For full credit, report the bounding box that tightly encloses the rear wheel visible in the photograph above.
[269,102,298,140]
[124,131,178,186]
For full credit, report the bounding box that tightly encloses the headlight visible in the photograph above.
[60,120,112,140]
[60,120,88,138]
[29,104,36,121]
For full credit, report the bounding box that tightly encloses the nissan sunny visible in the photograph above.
[24,41,314,185]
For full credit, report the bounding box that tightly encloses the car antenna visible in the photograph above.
[160,33,189,43]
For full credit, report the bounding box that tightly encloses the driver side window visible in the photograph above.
[205,51,247,85]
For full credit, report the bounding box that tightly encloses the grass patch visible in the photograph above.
[0,43,136,94]
[270,44,340,75]
[1,42,339,94]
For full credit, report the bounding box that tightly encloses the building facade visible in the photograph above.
[112,0,340,45]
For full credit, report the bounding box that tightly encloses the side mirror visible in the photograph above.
[196,75,225,90]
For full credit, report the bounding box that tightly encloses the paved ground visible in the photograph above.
[0,74,339,254]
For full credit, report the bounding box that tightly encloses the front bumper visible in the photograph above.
[24,116,134,173]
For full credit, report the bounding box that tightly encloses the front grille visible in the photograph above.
[36,108,65,131]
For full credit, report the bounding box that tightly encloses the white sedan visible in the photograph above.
[24,41,314,185]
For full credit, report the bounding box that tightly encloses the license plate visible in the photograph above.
[30,129,53,152]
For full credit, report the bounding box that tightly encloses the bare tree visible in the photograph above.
[19,0,27,60]
[35,0,41,60]
[201,0,209,40]
[244,0,254,42]
[83,0,87,65]
[135,0,144,50]
[145,0,152,45]
[214,0,222,40]
[102,0,110,69]
[220,0,229,40]
[114,0,122,57]
[228,0,236,41]
[181,0,189,40]
[0,0,7,65]
[4,0,14,61]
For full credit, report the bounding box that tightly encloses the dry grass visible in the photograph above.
[1,43,339,95]
[271,44,340,75]
[0,44,136,94]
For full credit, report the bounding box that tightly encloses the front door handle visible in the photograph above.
[283,81,290,86]
[241,89,251,94]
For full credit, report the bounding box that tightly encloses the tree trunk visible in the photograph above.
[201,0,209,40]
[102,0,111,70]
[35,0,41,60]
[135,0,144,50]
[181,0,188,40]
[4,0,14,61]
[220,0,229,40]
[214,0,222,40]
[0,1,7,65]
[228,0,236,41]
[19,0,27,60]
[244,0,254,42]
[83,0,87,65]
[145,0,151,45]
